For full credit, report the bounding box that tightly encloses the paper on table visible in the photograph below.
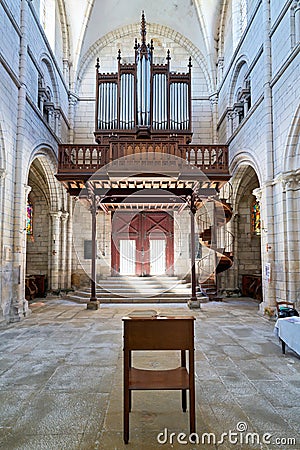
[128,310,158,318]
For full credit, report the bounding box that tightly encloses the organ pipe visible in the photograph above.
[95,15,191,136]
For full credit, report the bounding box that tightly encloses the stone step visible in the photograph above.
[69,291,191,299]
[66,275,192,303]
[68,295,190,304]
[95,276,187,285]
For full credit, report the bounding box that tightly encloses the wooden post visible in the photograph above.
[190,195,197,302]
[87,190,100,310]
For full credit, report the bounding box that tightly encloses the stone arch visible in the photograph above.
[229,163,262,302]
[283,104,300,173]
[77,22,213,93]
[39,54,60,105]
[25,145,68,293]
[217,0,230,63]
[230,163,260,211]
[27,144,63,212]
[56,0,72,61]
[229,150,263,192]
[218,0,248,62]
[228,56,249,105]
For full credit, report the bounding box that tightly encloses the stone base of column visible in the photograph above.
[188,297,201,309]
[259,301,276,318]
[87,300,100,310]
[23,299,32,317]
[9,299,31,323]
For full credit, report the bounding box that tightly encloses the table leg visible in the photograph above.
[124,349,130,444]
[181,350,187,412]
[280,338,286,355]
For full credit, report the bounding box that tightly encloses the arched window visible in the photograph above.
[26,200,33,235]
[251,199,261,236]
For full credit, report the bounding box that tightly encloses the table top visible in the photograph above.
[274,317,300,355]
[122,311,195,321]
[275,317,300,327]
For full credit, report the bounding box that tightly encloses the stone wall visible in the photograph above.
[0,0,70,321]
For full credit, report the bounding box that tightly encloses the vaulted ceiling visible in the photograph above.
[62,0,223,83]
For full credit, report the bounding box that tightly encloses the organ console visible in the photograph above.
[94,11,192,144]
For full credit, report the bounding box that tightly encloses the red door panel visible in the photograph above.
[111,211,174,275]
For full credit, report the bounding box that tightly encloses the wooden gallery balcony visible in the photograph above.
[56,142,230,194]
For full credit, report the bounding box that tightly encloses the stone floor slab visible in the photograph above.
[0,298,299,449]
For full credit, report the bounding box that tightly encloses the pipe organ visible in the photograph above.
[95,12,192,144]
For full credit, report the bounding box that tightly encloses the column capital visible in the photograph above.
[226,108,234,119]
[209,92,218,105]
[54,108,61,118]
[69,92,78,107]
[217,56,224,68]
[61,211,69,222]
[50,210,63,219]
[282,171,300,191]
[24,184,32,198]
[252,187,262,202]
[0,168,6,181]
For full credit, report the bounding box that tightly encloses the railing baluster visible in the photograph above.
[58,143,228,174]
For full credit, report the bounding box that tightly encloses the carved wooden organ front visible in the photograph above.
[94,13,192,144]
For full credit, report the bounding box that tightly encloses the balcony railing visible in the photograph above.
[57,142,229,176]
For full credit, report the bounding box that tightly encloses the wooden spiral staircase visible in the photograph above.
[197,197,234,301]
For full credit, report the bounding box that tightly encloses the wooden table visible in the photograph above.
[274,317,300,355]
[122,315,196,444]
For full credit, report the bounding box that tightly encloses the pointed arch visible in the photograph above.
[229,149,263,186]
[283,104,300,172]
[56,0,72,62]
[77,22,213,93]
[228,56,249,105]
[27,144,64,212]
[39,53,60,105]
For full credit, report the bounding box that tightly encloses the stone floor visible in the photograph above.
[0,297,299,450]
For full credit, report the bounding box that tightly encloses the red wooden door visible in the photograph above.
[111,211,174,275]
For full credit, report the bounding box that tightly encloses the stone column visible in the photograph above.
[86,193,99,310]
[282,172,300,302]
[66,196,73,288]
[217,57,224,87]
[0,170,6,319]
[54,109,61,138]
[63,59,70,82]
[233,104,243,130]
[209,93,218,143]
[226,109,234,139]
[68,94,78,144]
[60,211,69,288]
[261,0,276,308]
[232,212,240,289]
[242,96,249,117]
[224,213,236,289]
[189,195,198,305]
[10,0,32,322]
[47,106,55,129]
[49,211,62,290]
[0,169,6,251]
